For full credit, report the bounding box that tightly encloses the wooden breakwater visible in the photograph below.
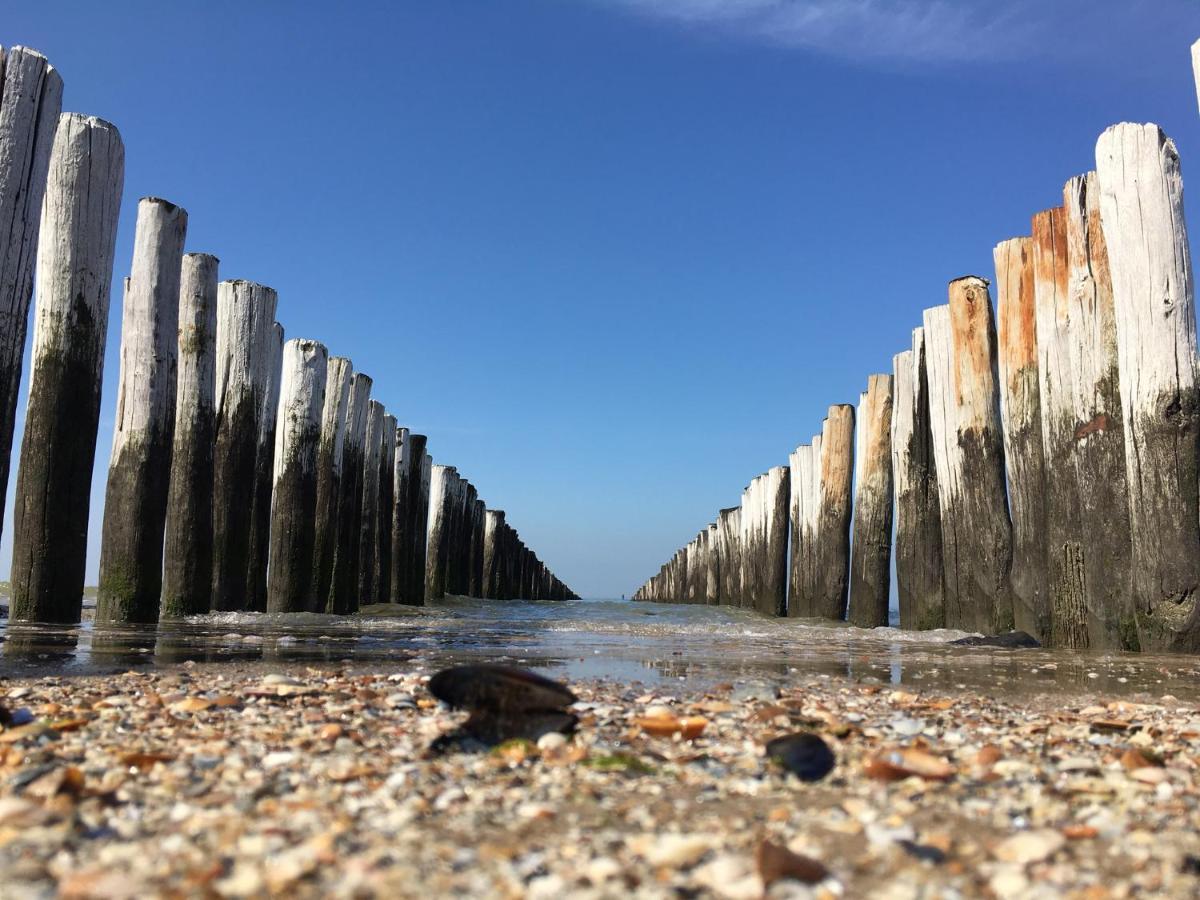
[0,43,576,624]
[636,42,1200,651]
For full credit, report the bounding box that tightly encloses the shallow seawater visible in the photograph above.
[0,597,1197,701]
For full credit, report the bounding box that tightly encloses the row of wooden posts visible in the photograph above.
[636,43,1200,654]
[0,45,576,625]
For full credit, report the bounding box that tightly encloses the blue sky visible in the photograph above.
[3,1,1199,598]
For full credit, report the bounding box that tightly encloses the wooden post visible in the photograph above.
[1044,173,1133,649]
[162,252,219,618]
[96,197,188,624]
[705,522,719,604]
[246,320,283,611]
[357,399,385,604]
[737,478,759,609]
[787,443,813,616]
[211,281,278,611]
[0,48,62,542]
[1096,123,1200,650]
[390,433,428,605]
[816,407,855,621]
[1193,39,1200,117]
[469,498,485,597]
[742,466,791,616]
[483,508,505,598]
[328,372,371,614]
[374,413,397,603]
[311,356,352,611]
[425,464,455,602]
[995,234,1051,642]
[848,374,894,628]
[266,339,327,613]
[388,426,409,602]
[716,506,739,605]
[923,281,1014,635]
[891,328,946,630]
[10,114,124,623]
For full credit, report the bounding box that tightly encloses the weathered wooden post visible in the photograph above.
[388,426,409,602]
[1096,123,1200,650]
[10,114,124,623]
[716,506,739,605]
[705,522,719,604]
[162,252,219,618]
[923,281,1014,635]
[246,321,283,611]
[266,339,327,613]
[1043,173,1133,649]
[96,197,188,624]
[890,329,945,630]
[818,407,855,620]
[995,234,1050,642]
[483,508,505,598]
[469,497,486,597]
[787,443,814,615]
[328,372,371,614]
[357,400,385,604]
[372,413,397,603]
[848,375,894,628]
[311,356,352,611]
[0,47,62,540]
[211,282,277,612]
[425,464,454,602]
[1193,39,1200,116]
[391,433,429,605]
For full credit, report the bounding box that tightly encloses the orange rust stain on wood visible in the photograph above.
[1032,207,1069,324]
[995,237,1037,386]
[1074,413,1110,440]
[948,276,995,407]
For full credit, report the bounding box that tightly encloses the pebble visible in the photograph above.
[993,829,1066,865]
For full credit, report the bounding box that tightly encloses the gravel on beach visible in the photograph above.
[0,662,1198,899]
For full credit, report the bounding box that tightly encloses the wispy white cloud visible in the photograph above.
[600,0,1056,64]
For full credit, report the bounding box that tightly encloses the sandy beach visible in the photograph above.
[0,659,1197,898]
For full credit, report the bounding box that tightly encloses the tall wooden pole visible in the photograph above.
[211,281,277,611]
[311,356,352,611]
[425,464,454,602]
[356,399,386,606]
[469,497,486,598]
[716,506,739,605]
[848,374,894,628]
[815,406,855,621]
[388,426,409,603]
[0,48,62,541]
[96,197,188,624]
[162,252,219,618]
[995,234,1051,642]
[391,433,428,605]
[923,280,1014,635]
[246,320,283,611]
[265,339,327,613]
[329,373,371,614]
[891,328,945,630]
[705,522,719,604]
[1051,173,1134,649]
[10,114,124,623]
[1096,123,1200,651]
[371,412,397,604]
[483,508,505,598]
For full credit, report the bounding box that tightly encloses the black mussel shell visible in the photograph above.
[427,665,576,713]
[765,732,836,782]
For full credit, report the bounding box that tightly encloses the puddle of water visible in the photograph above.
[0,597,1196,702]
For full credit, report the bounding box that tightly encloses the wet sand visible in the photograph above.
[1,656,1198,898]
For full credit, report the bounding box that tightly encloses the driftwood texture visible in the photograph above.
[97,197,188,624]
[311,357,352,612]
[0,48,62,543]
[995,235,1050,642]
[891,328,945,629]
[162,253,219,618]
[266,339,327,613]
[848,374,893,628]
[10,114,124,623]
[923,282,1014,635]
[329,372,371,614]
[1096,123,1200,651]
[211,282,277,612]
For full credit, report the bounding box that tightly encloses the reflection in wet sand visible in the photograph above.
[0,597,1197,702]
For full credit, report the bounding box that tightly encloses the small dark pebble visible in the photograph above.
[950,631,1040,649]
[897,840,947,865]
[1182,855,1200,875]
[764,732,836,782]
